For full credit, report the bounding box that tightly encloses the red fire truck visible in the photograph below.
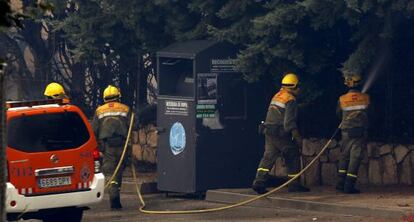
[5,99,104,222]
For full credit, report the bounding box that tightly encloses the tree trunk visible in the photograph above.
[0,63,7,222]
[70,62,86,108]
[138,55,148,108]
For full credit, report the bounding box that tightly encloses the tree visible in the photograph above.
[0,58,5,222]
[52,0,213,114]
[207,0,414,140]
[0,0,15,219]
[1,2,53,219]
[4,0,414,141]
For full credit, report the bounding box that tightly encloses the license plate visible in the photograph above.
[38,176,72,188]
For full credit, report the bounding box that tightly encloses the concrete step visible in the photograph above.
[206,188,414,219]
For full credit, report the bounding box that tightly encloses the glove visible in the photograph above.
[291,129,303,148]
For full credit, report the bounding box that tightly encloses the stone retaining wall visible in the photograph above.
[271,138,414,186]
[131,124,157,164]
[130,127,414,187]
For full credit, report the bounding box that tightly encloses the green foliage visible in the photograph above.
[0,0,27,29]
[1,0,54,30]
[204,0,414,101]
[37,1,54,12]
[7,0,414,105]
[0,0,13,28]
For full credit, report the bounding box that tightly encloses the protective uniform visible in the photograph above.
[336,74,370,194]
[92,85,131,209]
[44,82,68,99]
[252,73,309,194]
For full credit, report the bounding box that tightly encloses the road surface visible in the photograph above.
[81,193,393,222]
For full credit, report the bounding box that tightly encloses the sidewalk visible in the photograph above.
[206,186,414,220]
[118,170,414,220]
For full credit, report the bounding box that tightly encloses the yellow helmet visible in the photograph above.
[103,85,121,102]
[344,73,361,88]
[44,82,66,99]
[281,73,299,89]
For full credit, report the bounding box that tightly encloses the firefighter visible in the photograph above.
[335,73,370,194]
[252,73,310,194]
[91,85,131,209]
[44,82,68,99]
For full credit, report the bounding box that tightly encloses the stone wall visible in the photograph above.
[271,138,414,186]
[130,127,414,187]
[131,124,157,164]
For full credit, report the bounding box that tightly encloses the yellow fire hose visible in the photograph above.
[106,113,342,214]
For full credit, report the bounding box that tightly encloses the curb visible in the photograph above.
[205,190,409,219]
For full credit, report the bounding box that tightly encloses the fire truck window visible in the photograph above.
[8,112,90,152]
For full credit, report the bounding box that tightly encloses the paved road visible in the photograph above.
[82,193,394,222]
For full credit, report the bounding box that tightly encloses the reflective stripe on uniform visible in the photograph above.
[338,169,347,174]
[257,168,270,172]
[96,102,130,118]
[269,88,294,109]
[98,111,128,119]
[110,181,118,185]
[347,173,357,178]
[288,174,298,178]
[341,105,368,111]
[270,101,286,108]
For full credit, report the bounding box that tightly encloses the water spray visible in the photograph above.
[362,44,390,93]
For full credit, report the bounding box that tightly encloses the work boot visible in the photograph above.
[252,181,268,195]
[343,177,360,194]
[111,203,123,210]
[335,174,346,191]
[110,196,123,210]
[288,180,310,192]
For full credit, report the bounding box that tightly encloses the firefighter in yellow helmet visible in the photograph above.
[252,73,310,194]
[91,85,131,209]
[336,73,370,194]
[44,82,68,99]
